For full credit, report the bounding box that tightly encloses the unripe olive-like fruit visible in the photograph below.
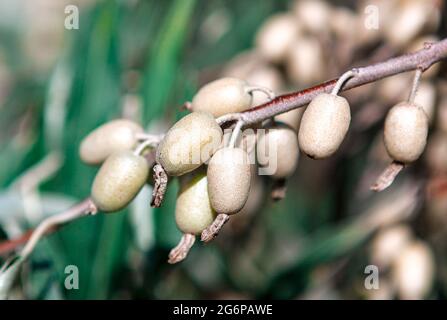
[176,172,216,235]
[298,93,351,159]
[292,0,330,34]
[91,151,149,212]
[156,111,223,176]
[207,147,251,215]
[191,78,253,117]
[384,102,428,163]
[255,13,300,63]
[80,119,143,165]
[257,122,299,179]
[393,240,435,300]
[286,37,324,86]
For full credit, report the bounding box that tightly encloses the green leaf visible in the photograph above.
[142,0,197,124]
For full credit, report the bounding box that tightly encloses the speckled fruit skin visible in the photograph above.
[91,151,149,212]
[207,147,251,215]
[384,102,428,163]
[80,119,143,165]
[156,111,223,176]
[257,122,299,179]
[298,93,351,159]
[175,172,216,235]
[191,78,252,117]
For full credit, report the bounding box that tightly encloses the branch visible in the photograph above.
[2,39,447,258]
[222,39,447,127]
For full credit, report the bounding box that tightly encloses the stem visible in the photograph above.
[331,69,357,95]
[245,85,276,101]
[229,38,447,126]
[408,69,423,103]
[370,161,405,192]
[21,198,96,259]
[228,120,244,148]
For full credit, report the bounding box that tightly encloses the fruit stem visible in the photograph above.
[245,85,276,102]
[331,69,357,95]
[134,136,162,155]
[370,161,405,192]
[228,119,244,148]
[407,68,423,104]
[150,163,168,207]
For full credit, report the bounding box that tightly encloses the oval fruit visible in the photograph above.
[257,122,299,178]
[207,147,251,215]
[191,78,253,117]
[175,172,216,235]
[298,93,351,159]
[156,111,223,176]
[91,151,149,212]
[80,119,143,165]
[384,102,428,163]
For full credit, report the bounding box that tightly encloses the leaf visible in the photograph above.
[0,255,23,299]
[142,0,197,124]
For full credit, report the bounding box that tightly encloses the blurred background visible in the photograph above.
[0,0,446,299]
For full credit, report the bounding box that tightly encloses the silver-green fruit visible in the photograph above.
[207,147,251,215]
[175,172,216,235]
[191,78,253,117]
[80,119,143,165]
[257,122,299,179]
[91,151,149,212]
[298,93,351,159]
[384,102,428,163]
[156,111,223,176]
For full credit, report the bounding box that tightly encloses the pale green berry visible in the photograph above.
[175,171,216,235]
[80,119,143,165]
[156,111,223,176]
[298,93,351,159]
[91,151,149,212]
[207,147,251,215]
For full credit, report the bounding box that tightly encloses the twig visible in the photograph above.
[225,39,447,127]
[2,39,447,258]
[20,198,96,259]
[370,161,405,192]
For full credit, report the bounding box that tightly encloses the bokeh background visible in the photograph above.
[0,0,446,299]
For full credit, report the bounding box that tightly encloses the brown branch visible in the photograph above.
[0,198,96,258]
[226,39,447,127]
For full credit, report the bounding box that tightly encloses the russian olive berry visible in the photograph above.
[156,111,223,176]
[80,119,143,165]
[91,151,149,212]
[257,122,299,179]
[191,78,253,117]
[298,93,351,159]
[175,171,216,235]
[207,147,251,215]
[384,102,428,163]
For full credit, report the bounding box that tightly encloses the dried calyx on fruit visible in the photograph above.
[80,119,143,165]
[168,170,216,264]
[190,77,275,117]
[298,70,355,159]
[156,111,223,176]
[91,150,149,212]
[383,70,429,164]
